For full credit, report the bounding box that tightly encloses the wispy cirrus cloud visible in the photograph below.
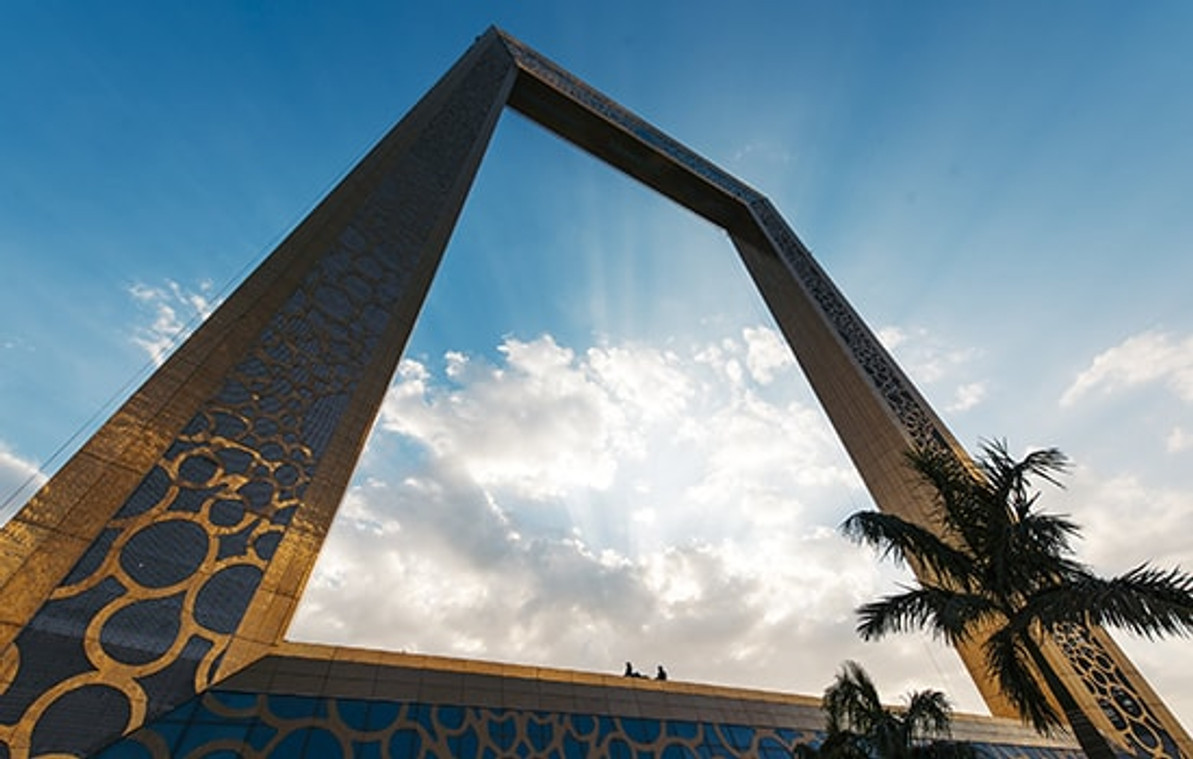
[877,325,987,414]
[128,279,218,365]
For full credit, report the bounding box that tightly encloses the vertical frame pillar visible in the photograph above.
[0,30,515,758]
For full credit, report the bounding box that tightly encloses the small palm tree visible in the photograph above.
[842,440,1193,757]
[798,661,974,759]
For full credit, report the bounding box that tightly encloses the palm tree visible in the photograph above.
[798,660,975,759]
[841,440,1193,757]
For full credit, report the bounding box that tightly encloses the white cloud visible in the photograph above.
[293,460,950,704]
[290,324,1193,720]
[586,342,694,423]
[877,325,987,413]
[876,326,907,351]
[1166,427,1192,453]
[1,336,33,352]
[947,381,987,412]
[1061,330,1193,407]
[1053,466,1193,572]
[128,279,217,365]
[290,326,977,707]
[0,443,47,525]
[379,335,639,499]
[743,325,796,385]
[880,325,979,385]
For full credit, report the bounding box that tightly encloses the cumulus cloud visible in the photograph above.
[288,324,1193,721]
[128,279,218,364]
[1053,466,1193,573]
[743,325,796,385]
[379,335,658,499]
[294,464,945,702]
[289,326,983,706]
[1024,462,1193,724]
[1061,330,1193,407]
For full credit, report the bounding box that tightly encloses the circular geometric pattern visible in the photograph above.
[178,454,219,485]
[389,728,424,757]
[119,520,210,588]
[217,447,253,475]
[0,52,475,755]
[31,684,131,756]
[193,564,264,634]
[209,499,245,527]
[238,479,274,511]
[100,593,185,665]
[212,411,248,438]
[252,530,282,561]
[276,463,300,486]
[7,36,1174,759]
[114,465,173,519]
[96,688,1093,759]
[63,527,121,586]
[1055,626,1179,758]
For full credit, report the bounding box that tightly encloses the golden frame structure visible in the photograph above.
[0,28,1186,758]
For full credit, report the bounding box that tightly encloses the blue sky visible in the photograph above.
[2,0,1193,728]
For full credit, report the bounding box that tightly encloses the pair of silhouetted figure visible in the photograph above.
[623,662,667,681]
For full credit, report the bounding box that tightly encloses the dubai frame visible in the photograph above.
[0,28,1187,758]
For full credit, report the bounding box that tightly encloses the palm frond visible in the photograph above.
[905,446,999,556]
[1025,565,1193,638]
[856,586,999,643]
[965,441,1065,540]
[988,513,1086,598]
[1011,511,1082,557]
[841,511,978,588]
[824,661,885,734]
[978,440,1069,495]
[816,730,872,759]
[911,741,983,759]
[904,689,953,739]
[794,741,824,759]
[983,627,1065,734]
[818,662,978,759]
[907,446,976,507]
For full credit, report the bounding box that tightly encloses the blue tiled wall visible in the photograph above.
[98,691,1084,759]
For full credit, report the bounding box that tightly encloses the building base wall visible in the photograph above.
[100,645,1083,758]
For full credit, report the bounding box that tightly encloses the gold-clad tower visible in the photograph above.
[0,28,1185,758]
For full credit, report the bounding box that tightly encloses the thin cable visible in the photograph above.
[0,119,392,518]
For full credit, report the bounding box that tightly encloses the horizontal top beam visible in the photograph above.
[495,29,767,245]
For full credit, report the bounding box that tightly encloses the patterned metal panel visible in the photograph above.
[0,25,1186,759]
[0,34,516,758]
[501,33,760,205]
[1055,626,1184,759]
[100,690,1086,759]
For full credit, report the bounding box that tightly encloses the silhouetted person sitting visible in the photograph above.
[624,661,635,677]
[656,665,667,681]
